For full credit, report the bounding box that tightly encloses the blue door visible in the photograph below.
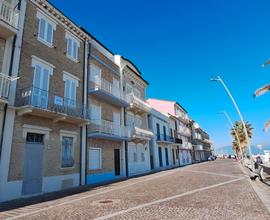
[158,147,163,167]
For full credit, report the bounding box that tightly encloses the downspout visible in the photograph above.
[85,41,91,184]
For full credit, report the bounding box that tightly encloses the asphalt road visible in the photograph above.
[1,159,269,220]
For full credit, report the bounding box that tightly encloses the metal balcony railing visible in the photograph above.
[178,127,191,136]
[0,73,11,100]
[0,0,18,28]
[126,93,151,112]
[89,77,126,101]
[88,119,129,138]
[156,134,174,143]
[16,86,89,119]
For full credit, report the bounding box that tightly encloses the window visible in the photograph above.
[135,115,142,127]
[63,72,79,107]
[65,32,80,62]
[26,133,44,144]
[89,148,102,170]
[163,126,167,140]
[37,11,56,47]
[133,145,137,162]
[61,136,74,168]
[127,112,134,127]
[90,104,101,125]
[31,56,54,108]
[134,88,141,98]
[90,65,101,84]
[156,123,160,140]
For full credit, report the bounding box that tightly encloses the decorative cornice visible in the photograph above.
[32,0,91,42]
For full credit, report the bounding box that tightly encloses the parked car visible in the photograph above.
[208,155,216,161]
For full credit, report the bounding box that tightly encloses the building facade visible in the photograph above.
[191,121,212,162]
[116,56,153,177]
[147,99,193,166]
[86,40,128,185]
[0,0,91,202]
[148,108,175,171]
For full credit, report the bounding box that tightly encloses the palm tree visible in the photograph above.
[231,121,253,157]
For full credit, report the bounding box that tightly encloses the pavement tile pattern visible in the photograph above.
[0,160,269,220]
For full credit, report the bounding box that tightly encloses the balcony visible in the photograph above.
[126,93,151,114]
[0,0,19,39]
[178,127,191,137]
[88,77,129,107]
[16,86,90,125]
[193,144,203,151]
[174,137,182,144]
[181,142,193,150]
[175,113,190,124]
[128,124,153,143]
[156,134,174,144]
[0,73,11,103]
[88,119,129,141]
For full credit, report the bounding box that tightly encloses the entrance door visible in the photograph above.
[22,133,44,195]
[158,147,163,167]
[113,112,121,136]
[165,148,169,166]
[114,149,121,176]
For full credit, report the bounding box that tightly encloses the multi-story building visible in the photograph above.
[148,108,175,170]
[115,56,153,177]
[147,99,193,166]
[191,121,212,162]
[0,0,90,202]
[0,0,19,155]
[86,39,129,185]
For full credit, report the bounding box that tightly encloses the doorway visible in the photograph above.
[22,133,44,195]
[114,149,121,176]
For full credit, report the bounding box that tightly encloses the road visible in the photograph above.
[0,159,269,219]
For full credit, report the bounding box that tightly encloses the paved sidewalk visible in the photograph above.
[0,160,269,220]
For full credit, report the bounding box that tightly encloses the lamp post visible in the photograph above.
[210,75,251,156]
[220,110,244,159]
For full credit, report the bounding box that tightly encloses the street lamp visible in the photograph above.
[210,75,251,156]
[220,110,244,159]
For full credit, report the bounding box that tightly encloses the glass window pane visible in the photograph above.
[46,23,53,44]
[39,18,46,40]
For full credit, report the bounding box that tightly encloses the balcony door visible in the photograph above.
[112,78,120,98]
[113,112,121,136]
[32,64,50,108]
[90,65,101,86]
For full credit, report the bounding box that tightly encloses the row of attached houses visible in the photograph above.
[0,0,212,202]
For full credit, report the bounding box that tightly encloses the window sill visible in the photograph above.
[66,54,79,63]
[37,37,54,48]
[60,166,75,171]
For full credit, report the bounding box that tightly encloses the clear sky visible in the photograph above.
[50,0,270,150]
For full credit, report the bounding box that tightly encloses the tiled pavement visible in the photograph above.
[0,160,269,220]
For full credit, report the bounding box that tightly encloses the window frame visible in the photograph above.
[60,130,77,169]
[37,11,56,48]
[63,71,79,107]
[65,32,80,62]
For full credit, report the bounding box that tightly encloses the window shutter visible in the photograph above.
[65,79,71,105]
[73,41,78,60]
[67,38,72,57]
[39,18,46,40]
[33,65,42,88]
[89,148,101,170]
[46,23,53,44]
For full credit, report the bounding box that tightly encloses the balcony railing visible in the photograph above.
[128,124,153,141]
[0,0,18,28]
[126,93,151,113]
[89,77,126,101]
[16,86,89,119]
[178,127,191,136]
[156,134,174,143]
[194,144,203,151]
[0,73,11,100]
[88,119,129,138]
[182,142,192,149]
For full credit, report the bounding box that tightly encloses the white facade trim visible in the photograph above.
[59,130,78,143]
[31,55,55,71]
[22,124,52,140]
[63,71,80,86]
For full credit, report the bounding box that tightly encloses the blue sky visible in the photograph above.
[50,0,270,150]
